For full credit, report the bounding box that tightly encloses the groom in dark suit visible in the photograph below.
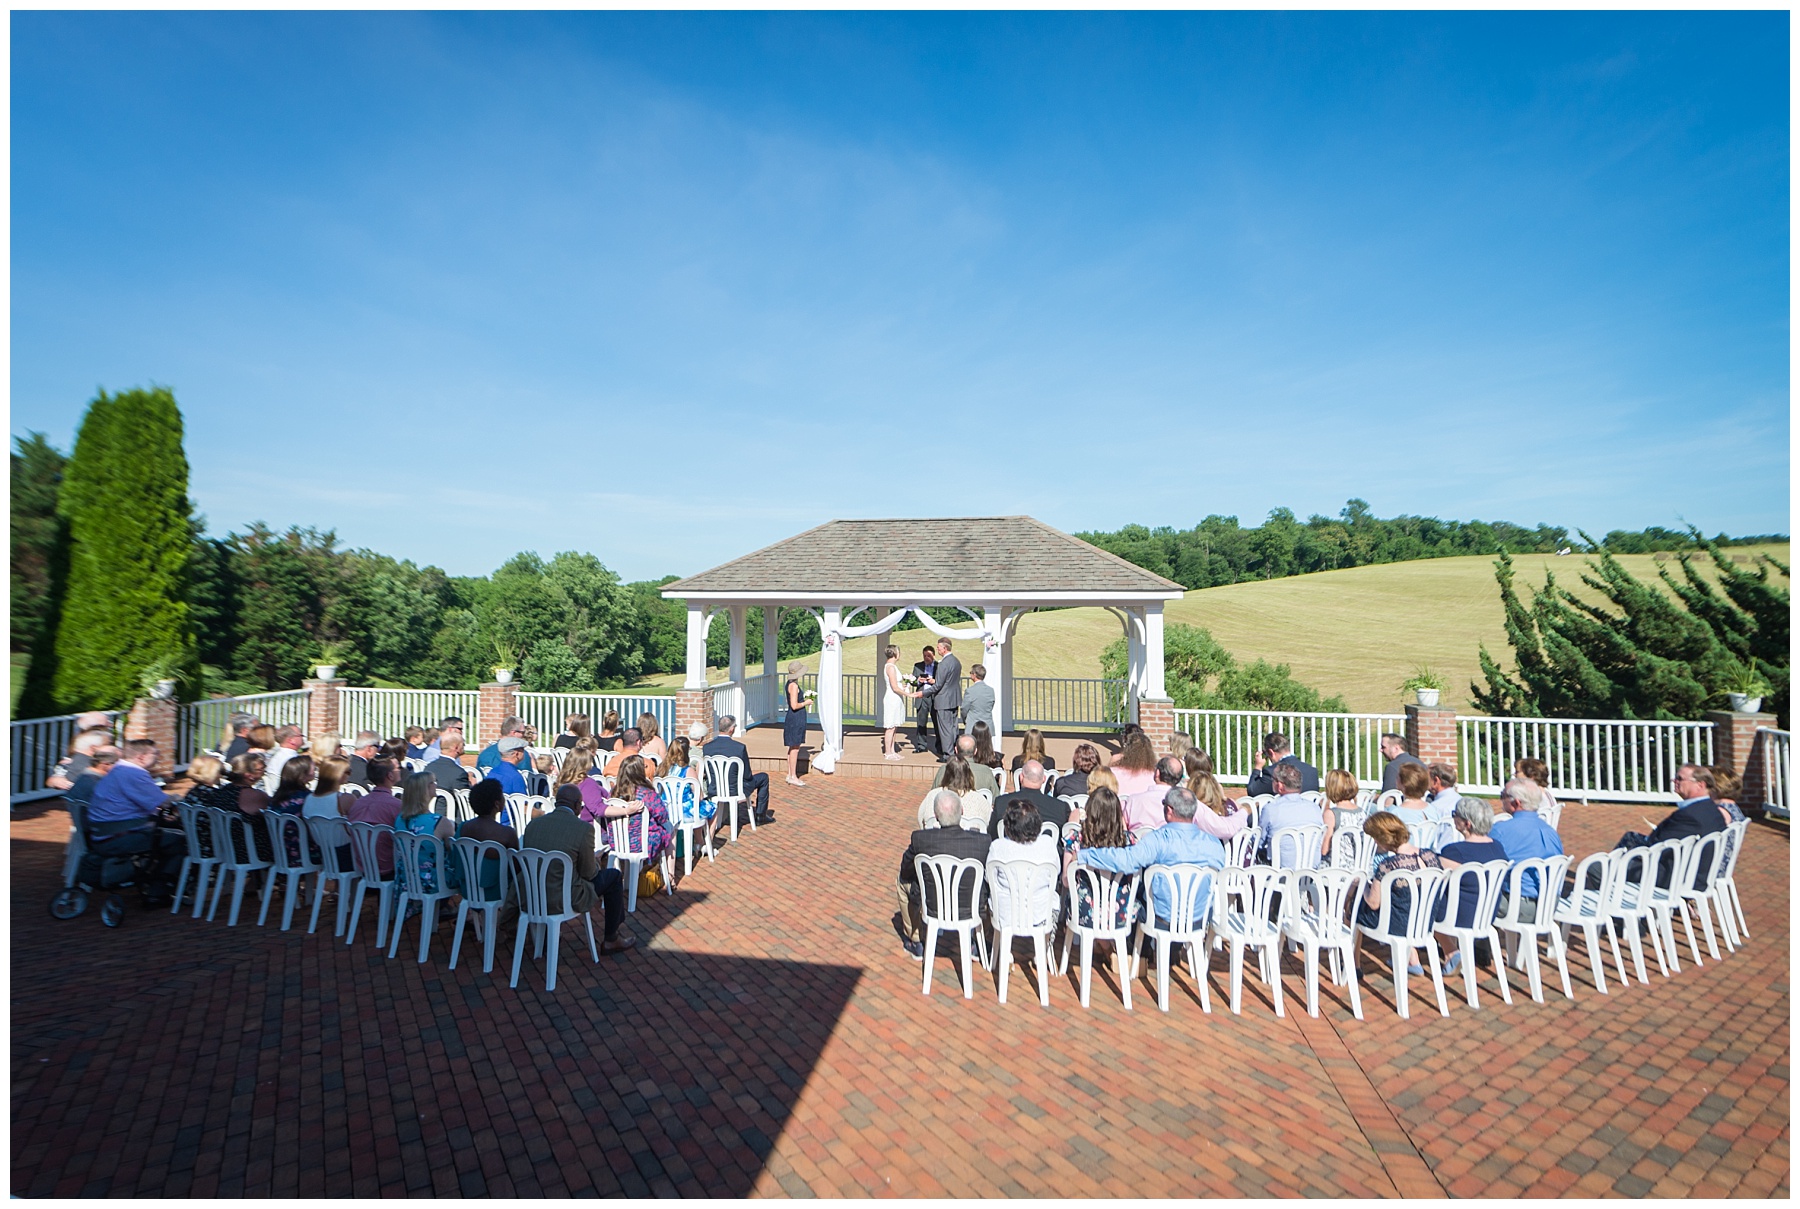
[921,638,962,761]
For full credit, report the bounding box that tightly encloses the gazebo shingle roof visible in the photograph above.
[664,517,1183,596]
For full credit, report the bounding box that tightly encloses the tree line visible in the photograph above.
[1077,500,1783,590]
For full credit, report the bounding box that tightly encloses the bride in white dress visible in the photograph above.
[881,645,916,760]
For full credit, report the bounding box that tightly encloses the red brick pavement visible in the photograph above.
[11,785,1789,1197]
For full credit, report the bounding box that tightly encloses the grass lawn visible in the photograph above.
[639,544,1789,713]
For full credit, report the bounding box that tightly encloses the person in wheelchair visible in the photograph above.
[85,739,184,882]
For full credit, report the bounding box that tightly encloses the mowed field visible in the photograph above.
[649,544,1789,714]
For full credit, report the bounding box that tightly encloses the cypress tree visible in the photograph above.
[51,387,200,710]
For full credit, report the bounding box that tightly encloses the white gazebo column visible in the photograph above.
[1126,607,1145,722]
[726,605,747,728]
[871,607,889,723]
[1137,603,1176,754]
[1000,611,1018,732]
[983,605,1007,738]
[676,604,715,742]
[761,607,781,725]
[815,606,845,773]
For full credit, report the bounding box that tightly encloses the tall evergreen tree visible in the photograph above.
[52,388,200,709]
[13,434,71,714]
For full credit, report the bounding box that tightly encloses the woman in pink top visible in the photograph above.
[1110,732,1158,797]
[1187,771,1250,841]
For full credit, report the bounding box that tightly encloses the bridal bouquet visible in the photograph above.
[899,674,919,690]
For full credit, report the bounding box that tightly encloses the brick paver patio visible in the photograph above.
[11,783,1789,1197]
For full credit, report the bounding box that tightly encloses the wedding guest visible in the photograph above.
[595,711,623,753]
[1388,762,1432,826]
[456,781,519,898]
[1011,729,1058,774]
[270,755,316,816]
[1356,811,1444,976]
[426,733,471,792]
[1514,757,1559,817]
[555,749,611,820]
[1053,743,1101,798]
[404,726,429,760]
[933,737,998,797]
[304,756,356,818]
[611,755,673,865]
[637,713,667,767]
[602,729,659,778]
[1111,731,1159,802]
[702,715,773,825]
[345,732,381,787]
[968,722,1004,776]
[555,713,591,750]
[346,758,404,878]
[1188,771,1250,842]
[920,756,994,832]
[226,752,275,863]
[221,712,257,762]
[1061,787,1135,930]
[1323,768,1362,834]
[1182,746,1214,781]
[309,733,341,763]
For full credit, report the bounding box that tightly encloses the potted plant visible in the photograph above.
[313,639,350,682]
[492,640,519,686]
[1723,662,1771,714]
[1399,666,1447,708]
[138,658,185,701]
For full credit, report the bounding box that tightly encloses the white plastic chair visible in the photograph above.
[1239,795,1273,832]
[1268,825,1325,871]
[171,801,222,918]
[1606,845,1668,983]
[1672,831,1727,965]
[1132,864,1216,1014]
[1056,793,1089,815]
[1284,867,1363,1020]
[1221,829,1257,869]
[509,847,600,992]
[1710,819,1750,947]
[344,820,398,949]
[258,812,321,931]
[1404,819,1445,852]
[1636,839,1690,975]
[340,783,368,799]
[1329,829,1379,876]
[387,829,458,963]
[657,776,714,877]
[1553,852,1627,994]
[1211,866,1288,1017]
[1432,861,1514,1009]
[403,757,429,774]
[705,755,754,841]
[206,808,273,927]
[433,788,463,823]
[306,815,359,936]
[606,807,672,912]
[914,854,989,998]
[1494,855,1572,1003]
[1374,790,1404,810]
[1061,866,1140,1010]
[449,837,512,973]
[1355,866,1450,1019]
[985,859,1061,1007]
[503,794,550,832]
[1537,795,1563,831]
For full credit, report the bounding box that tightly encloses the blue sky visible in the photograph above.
[12,12,1789,581]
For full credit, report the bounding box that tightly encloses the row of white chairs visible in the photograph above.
[912,818,1751,1021]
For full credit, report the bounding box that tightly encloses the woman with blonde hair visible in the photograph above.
[555,747,610,820]
[309,733,341,761]
[1187,771,1249,841]
[636,712,667,766]
[304,756,355,818]
[1323,768,1361,834]
[1086,766,1120,798]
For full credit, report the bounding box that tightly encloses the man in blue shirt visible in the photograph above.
[477,715,526,773]
[1257,761,1330,863]
[1493,779,1564,901]
[485,736,531,795]
[86,739,183,869]
[1080,787,1226,926]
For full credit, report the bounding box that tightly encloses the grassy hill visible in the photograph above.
[644,543,1789,714]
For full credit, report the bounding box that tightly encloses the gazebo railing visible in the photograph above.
[1011,677,1128,729]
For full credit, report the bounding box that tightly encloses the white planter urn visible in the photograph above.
[1415,688,1441,708]
[151,679,177,700]
[314,664,338,682]
[1728,693,1763,714]
[494,668,514,686]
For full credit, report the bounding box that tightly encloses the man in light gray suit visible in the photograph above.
[961,664,996,737]
[921,638,962,761]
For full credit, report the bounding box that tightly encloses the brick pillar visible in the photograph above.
[304,679,343,739]
[478,681,518,748]
[675,688,714,746]
[1706,709,1778,808]
[125,695,179,777]
[1138,696,1175,756]
[1404,703,1459,771]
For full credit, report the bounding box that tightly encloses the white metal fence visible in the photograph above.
[710,682,744,730]
[1012,677,1128,728]
[516,692,676,744]
[1175,709,1405,789]
[179,690,313,764]
[10,711,124,804]
[339,688,481,745]
[1458,716,1714,803]
[1755,727,1789,817]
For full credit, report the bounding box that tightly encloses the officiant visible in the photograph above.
[911,643,938,754]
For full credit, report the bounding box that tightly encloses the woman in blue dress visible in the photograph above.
[783,660,810,788]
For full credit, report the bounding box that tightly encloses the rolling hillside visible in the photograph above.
[647,544,1789,714]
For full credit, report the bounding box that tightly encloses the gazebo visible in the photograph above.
[661,517,1185,772]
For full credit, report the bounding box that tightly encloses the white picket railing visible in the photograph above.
[1175,709,1405,789]
[179,690,312,764]
[710,682,745,732]
[338,688,481,744]
[739,672,780,728]
[1458,715,1714,804]
[1012,677,1128,728]
[10,711,124,804]
[1755,727,1789,818]
[516,692,676,745]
